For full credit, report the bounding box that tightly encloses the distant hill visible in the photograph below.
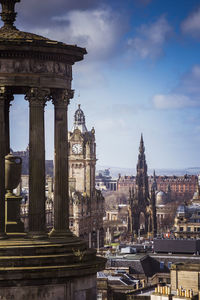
[96,165,200,178]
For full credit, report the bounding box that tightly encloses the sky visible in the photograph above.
[8,0,200,171]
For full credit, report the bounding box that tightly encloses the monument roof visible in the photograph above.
[0,0,86,58]
[0,27,50,41]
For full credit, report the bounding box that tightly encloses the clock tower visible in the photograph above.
[68,105,104,248]
[68,104,96,195]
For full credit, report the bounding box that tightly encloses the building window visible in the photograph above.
[159,277,163,283]
[166,278,170,284]
[187,227,191,232]
[180,227,184,232]
[197,228,200,232]
[160,261,164,270]
[168,262,172,269]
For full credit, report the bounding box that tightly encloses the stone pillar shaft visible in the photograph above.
[54,99,68,231]
[89,232,91,248]
[97,229,100,251]
[25,88,49,237]
[4,92,13,155]
[0,87,7,238]
[50,89,73,237]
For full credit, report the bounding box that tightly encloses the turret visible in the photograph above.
[72,104,88,133]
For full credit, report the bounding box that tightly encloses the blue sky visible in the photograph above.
[9,0,200,170]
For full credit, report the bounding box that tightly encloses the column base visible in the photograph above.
[48,228,74,239]
[5,195,24,234]
[26,231,48,240]
[0,232,8,240]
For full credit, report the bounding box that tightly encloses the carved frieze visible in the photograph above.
[0,58,72,78]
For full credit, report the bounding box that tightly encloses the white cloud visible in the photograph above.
[73,61,108,89]
[153,94,199,109]
[127,15,172,60]
[153,65,200,109]
[34,7,123,62]
[181,7,200,38]
[95,118,126,131]
[180,65,200,94]
[17,0,99,28]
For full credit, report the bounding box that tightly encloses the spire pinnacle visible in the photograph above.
[139,133,145,153]
[0,0,20,30]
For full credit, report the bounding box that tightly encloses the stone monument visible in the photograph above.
[0,0,106,299]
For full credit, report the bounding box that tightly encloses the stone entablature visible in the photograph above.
[0,59,72,77]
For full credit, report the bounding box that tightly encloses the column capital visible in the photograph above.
[51,89,74,107]
[25,88,51,106]
[0,86,14,104]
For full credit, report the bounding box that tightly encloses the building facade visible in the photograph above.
[68,105,104,248]
[174,190,200,238]
[118,174,197,202]
[96,169,117,191]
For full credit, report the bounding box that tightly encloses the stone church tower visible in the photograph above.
[68,105,104,248]
[129,135,157,237]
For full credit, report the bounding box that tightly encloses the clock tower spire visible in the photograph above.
[72,104,88,133]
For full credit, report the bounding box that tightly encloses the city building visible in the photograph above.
[171,263,200,295]
[153,174,197,202]
[117,175,136,193]
[104,204,129,244]
[154,181,174,232]
[118,174,197,202]
[13,146,53,176]
[96,169,117,191]
[68,104,105,248]
[173,188,200,238]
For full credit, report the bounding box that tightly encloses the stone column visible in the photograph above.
[0,87,8,239]
[97,229,100,252]
[89,232,92,248]
[4,91,13,155]
[25,88,50,238]
[49,89,74,238]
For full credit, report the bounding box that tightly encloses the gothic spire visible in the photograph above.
[137,134,147,173]
[135,134,149,201]
[139,133,145,154]
[152,170,157,191]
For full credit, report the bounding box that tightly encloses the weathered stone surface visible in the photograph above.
[0,275,97,300]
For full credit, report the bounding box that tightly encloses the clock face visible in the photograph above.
[72,143,82,154]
